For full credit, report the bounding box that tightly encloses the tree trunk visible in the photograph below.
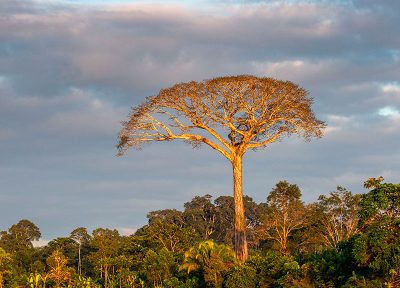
[104,265,108,288]
[78,243,81,276]
[232,156,248,261]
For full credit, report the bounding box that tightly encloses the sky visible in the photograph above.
[0,0,399,242]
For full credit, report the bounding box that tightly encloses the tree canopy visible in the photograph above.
[118,75,325,157]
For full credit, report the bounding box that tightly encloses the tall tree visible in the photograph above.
[118,75,325,261]
[88,228,120,287]
[42,237,77,266]
[258,181,307,255]
[0,219,41,252]
[183,195,217,240]
[144,209,195,253]
[70,227,90,276]
[309,187,360,250]
[0,219,41,270]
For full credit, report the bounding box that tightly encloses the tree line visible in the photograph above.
[1,177,399,287]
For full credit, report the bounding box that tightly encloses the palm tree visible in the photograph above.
[181,240,236,288]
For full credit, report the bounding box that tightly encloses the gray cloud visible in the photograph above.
[0,0,399,239]
[2,1,398,98]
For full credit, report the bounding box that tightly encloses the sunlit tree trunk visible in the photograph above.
[232,155,248,261]
[281,211,288,255]
[104,264,109,288]
[281,227,288,255]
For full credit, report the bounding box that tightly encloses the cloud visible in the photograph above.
[117,227,137,236]
[40,88,125,137]
[378,106,400,119]
[32,239,50,247]
[323,114,353,134]
[0,0,399,239]
[0,84,126,150]
[380,83,400,105]
[382,83,400,93]
[1,0,398,100]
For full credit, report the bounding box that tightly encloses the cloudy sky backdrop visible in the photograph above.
[1,0,399,241]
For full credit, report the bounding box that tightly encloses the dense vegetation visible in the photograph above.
[1,177,399,288]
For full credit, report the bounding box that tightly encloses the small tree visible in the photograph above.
[118,75,325,261]
[46,250,72,288]
[0,248,12,288]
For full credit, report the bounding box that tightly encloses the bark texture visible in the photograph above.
[232,156,248,261]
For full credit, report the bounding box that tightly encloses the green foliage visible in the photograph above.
[258,180,307,255]
[144,209,198,254]
[0,219,41,272]
[223,264,257,288]
[41,237,77,265]
[341,272,385,288]
[120,234,155,271]
[243,253,305,288]
[212,195,261,249]
[2,178,400,288]
[88,228,121,284]
[183,195,217,240]
[70,227,91,276]
[353,179,400,281]
[162,277,200,288]
[73,275,101,288]
[308,187,361,250]
[27,273,49,288]
[30,260,46,274]
[141,248,175,287]
[0,247,13,288]
[181,240,236,288]
[267,181,302,202]
[305,240,358,287]
[359,179,400,225]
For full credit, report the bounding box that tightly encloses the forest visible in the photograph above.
[1,177,399,288]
